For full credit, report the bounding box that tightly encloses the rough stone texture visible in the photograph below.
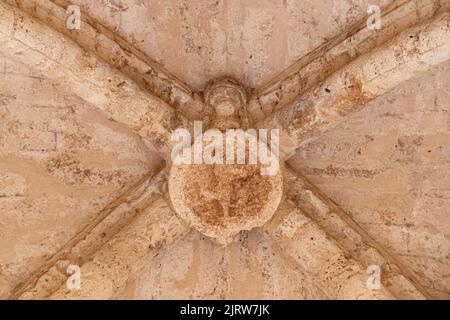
[49,196,190,299]
[0,1,190,158]
[0,0,449,300]
[251,0,450,121]
[119,230,329,299]
[261,11,450,159]
[4,0,208,122]
[264,200,393,299]
[284,168,426,299]
[289,60,450,298]
[15,170,167,299]
[0,55,161,298]
[170,162,282,244]
[63,0,394,91]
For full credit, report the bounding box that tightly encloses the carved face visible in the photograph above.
[204,79,248,130]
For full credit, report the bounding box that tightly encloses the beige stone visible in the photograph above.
[0,0,449,300]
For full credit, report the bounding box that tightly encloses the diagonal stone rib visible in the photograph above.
[258,11,450,160]
[0,1,190,159]
[249,0,450,122]
[8,169,183,299]
[46,196,190,299]
[263,198,394,299]
[283,166,430,299]
[4,0,208,121]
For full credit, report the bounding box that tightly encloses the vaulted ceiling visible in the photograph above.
[0,0,449,299]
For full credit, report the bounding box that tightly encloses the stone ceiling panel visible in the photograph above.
[0,54,161,298]
[122,230,328,299]
[68,0,393,91]
[289,59,450,298]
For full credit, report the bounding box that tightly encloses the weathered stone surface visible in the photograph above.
[261,11,450,158]
[264,200,394,299]
[0,55,163,299]
[4,0,208,122]
[0,1,189,158]
[119,230,329,299]
[169,161,283,244]
[289,60,450,298]
[49,197,190,299]
[61,0,398,91]
[284,167,426,299]
[1,0,449,301]
[251,0,450,121]
[14,170,167,299]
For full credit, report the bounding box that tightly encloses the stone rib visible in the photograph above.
[283,166,430,299]
[9,169,168,299]
[0,1,189,159]
[48,197,190,299]
[249,0,450,122]
[263,199,394,299]
[4,0,208,121]
[259,11,450,160]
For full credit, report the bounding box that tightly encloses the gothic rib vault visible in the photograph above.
[0,0,449,299]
